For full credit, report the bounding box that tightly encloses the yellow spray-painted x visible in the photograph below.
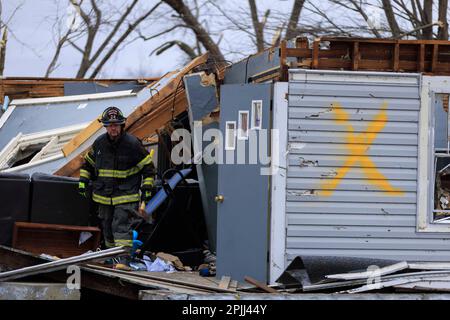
[319,102,404,196]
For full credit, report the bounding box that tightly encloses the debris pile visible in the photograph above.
[434,160,450,221]
[276,256,450,294]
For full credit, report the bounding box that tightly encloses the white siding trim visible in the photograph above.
[0,105,16,130]
[417,76,450,232]
[11,89,136,106]
[270,82,288,284]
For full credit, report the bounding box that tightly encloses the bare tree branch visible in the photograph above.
[68,38,84,54]
[397,20,442,38]
[248,0,265,51]
[438,0,449,39]
[422,0,433,39]
[305,2,353,37]
[70,0,101,77]
[205,0,263,44]
[382,0,401,37]
[89,1,163,78]
[151,40,197,59]
[46,27,73,77]
[88,0,139,69]
[0,26,7,76]
[285,0,306,40]
[138,24,186,41]
[162,0,224,61]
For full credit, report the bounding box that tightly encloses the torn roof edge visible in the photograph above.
[10,89,138,106]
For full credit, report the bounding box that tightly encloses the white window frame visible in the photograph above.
[0,123,88,173]
[225,121,236,151]
[237,110,249,140]
[417,76,450,232]
[251,100,263,130]
[269,83,288,284]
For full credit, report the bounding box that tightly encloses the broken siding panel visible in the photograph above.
[286,69,450,262]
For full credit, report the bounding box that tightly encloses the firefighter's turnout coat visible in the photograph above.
[80,132,155,206]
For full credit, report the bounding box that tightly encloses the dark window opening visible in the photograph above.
[8,143,46,168]
[433,94,450,222]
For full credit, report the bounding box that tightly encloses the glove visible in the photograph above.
[78,181,87,198]
[141,190,152,204]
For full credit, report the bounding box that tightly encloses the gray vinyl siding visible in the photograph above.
[286,69,450,263]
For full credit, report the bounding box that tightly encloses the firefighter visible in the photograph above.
[78,106,155,262]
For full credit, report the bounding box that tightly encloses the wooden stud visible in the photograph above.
[295,37,309,49]
[312,39,320,69]
[279,40,288,81]
[432,44,439,72]
[418,44,425,72]
[352,42,360,71]
[393,43,400,71]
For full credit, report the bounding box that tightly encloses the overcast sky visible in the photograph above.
[2,0,299,78]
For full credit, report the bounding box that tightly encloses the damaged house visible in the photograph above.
[3,37,450,299]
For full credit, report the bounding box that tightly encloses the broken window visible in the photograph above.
[0,123,86,172]
[8,142,47,168]
[433,94,450,223]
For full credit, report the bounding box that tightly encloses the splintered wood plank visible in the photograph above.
[84,265,237,293]
[229,280,238,290]
[219,276,231,289]
[244,276,278,293]
[62,118,102,157]
[128,90,188,139]
[126,54,208,130]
